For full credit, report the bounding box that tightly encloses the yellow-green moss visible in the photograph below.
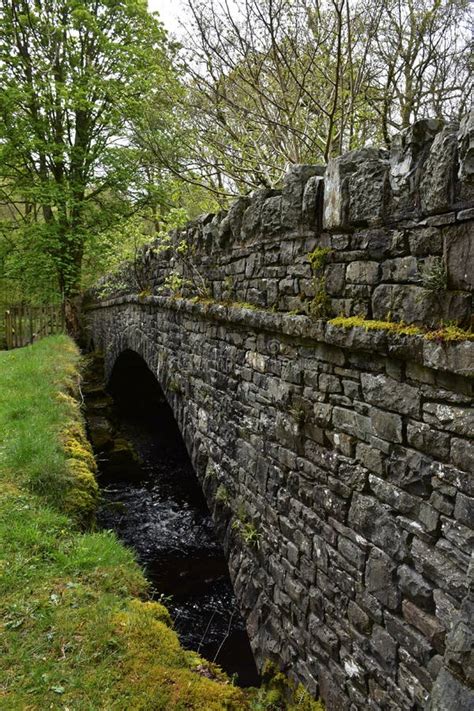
[424,324,474,342]
[307,247,331,274]
[57,400,99,526]
[63,459,99,525]
[329,315,474,342]
[329,315,422,336]
[110,599,248,710]
[253,662,324,711]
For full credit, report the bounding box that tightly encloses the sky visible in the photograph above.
[147,0,184,35]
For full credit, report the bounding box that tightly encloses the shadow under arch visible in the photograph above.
[107,348,181,448]
[98,347,259,686]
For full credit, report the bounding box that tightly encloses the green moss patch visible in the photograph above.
[329,316,474,342]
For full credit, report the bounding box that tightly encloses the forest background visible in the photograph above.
[0,0,471,322]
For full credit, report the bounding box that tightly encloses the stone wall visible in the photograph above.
[85,297,473,711]
[95,114,474,329]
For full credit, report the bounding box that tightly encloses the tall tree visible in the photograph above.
[369,0,471,141]
[0,0,178,331]
[170,0,470,194]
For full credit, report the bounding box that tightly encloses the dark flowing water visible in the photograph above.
[87,352,259,687]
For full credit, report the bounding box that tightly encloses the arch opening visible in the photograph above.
[88,349,259,686]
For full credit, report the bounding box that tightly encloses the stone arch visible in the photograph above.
[102,338,233,549]
[104,329,199,472]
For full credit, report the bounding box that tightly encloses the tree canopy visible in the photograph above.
[168,0,471,193]
[0,0,471,320]
[0,0,179,316]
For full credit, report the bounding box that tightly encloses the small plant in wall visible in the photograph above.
[167,375,182,395]
[215,484,230,505]
[204,462,217,482]
[232,509,261,549]
[306,247,332,319]
[289,405,306,427]
[222,275,235,302]
[418,257,447,292]
[162,272,190,297]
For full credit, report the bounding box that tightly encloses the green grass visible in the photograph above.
[0,337,252,709]
[0,336,323,710]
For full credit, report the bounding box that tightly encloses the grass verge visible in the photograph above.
[0,336,251,709]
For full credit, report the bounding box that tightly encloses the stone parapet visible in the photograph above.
[93,114,474,330]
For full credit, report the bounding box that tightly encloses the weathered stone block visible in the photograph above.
[443,222,474,291]
[381,256,419,283]
[302,174,324,229]
[332,406,372,441]
[409,227,443,256]
[402,599,446,653]
[458,109,474,201]
[347,600,372,634]
[324,264,346,295]
[323,147,389,230]
[371,283,471,328]
[406,420,450,461]
[361,372,420,417]
[281,165,324,229]
[429,667,474,711]
[366,547,400,609]
[451,437,474,473]
[369,474,417,515]
[385,611,433,663]
[412,538,468,601]
[389,118,443,215]
[420,124,458,213]
[346,260,379,285]
[419,502,440,534]
[453,492,474,528]
[348,493,407,560]
[422,340,474,378]
[398,564,433,610]
[370,625,397,672]
[370,407,403,443]
[423,402,474,437]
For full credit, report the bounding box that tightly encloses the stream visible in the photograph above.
[85,352,259,688]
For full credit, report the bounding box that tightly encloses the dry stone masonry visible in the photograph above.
[85,115,474,711]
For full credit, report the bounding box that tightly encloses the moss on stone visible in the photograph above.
[424,324,474,342]
[329,315,474,342]
[254,662,324,710]
[329,315,422,336]
[307,247,332,274]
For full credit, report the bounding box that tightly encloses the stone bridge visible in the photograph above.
[85,116,474,711]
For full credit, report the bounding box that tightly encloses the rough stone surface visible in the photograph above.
[91,117,473,329]
[85,115,473,711]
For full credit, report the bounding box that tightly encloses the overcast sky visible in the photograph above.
[147,0,184,35]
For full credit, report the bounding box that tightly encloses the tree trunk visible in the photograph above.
[63,295,82,342]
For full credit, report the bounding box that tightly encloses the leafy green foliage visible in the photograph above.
[0,0,180,304]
